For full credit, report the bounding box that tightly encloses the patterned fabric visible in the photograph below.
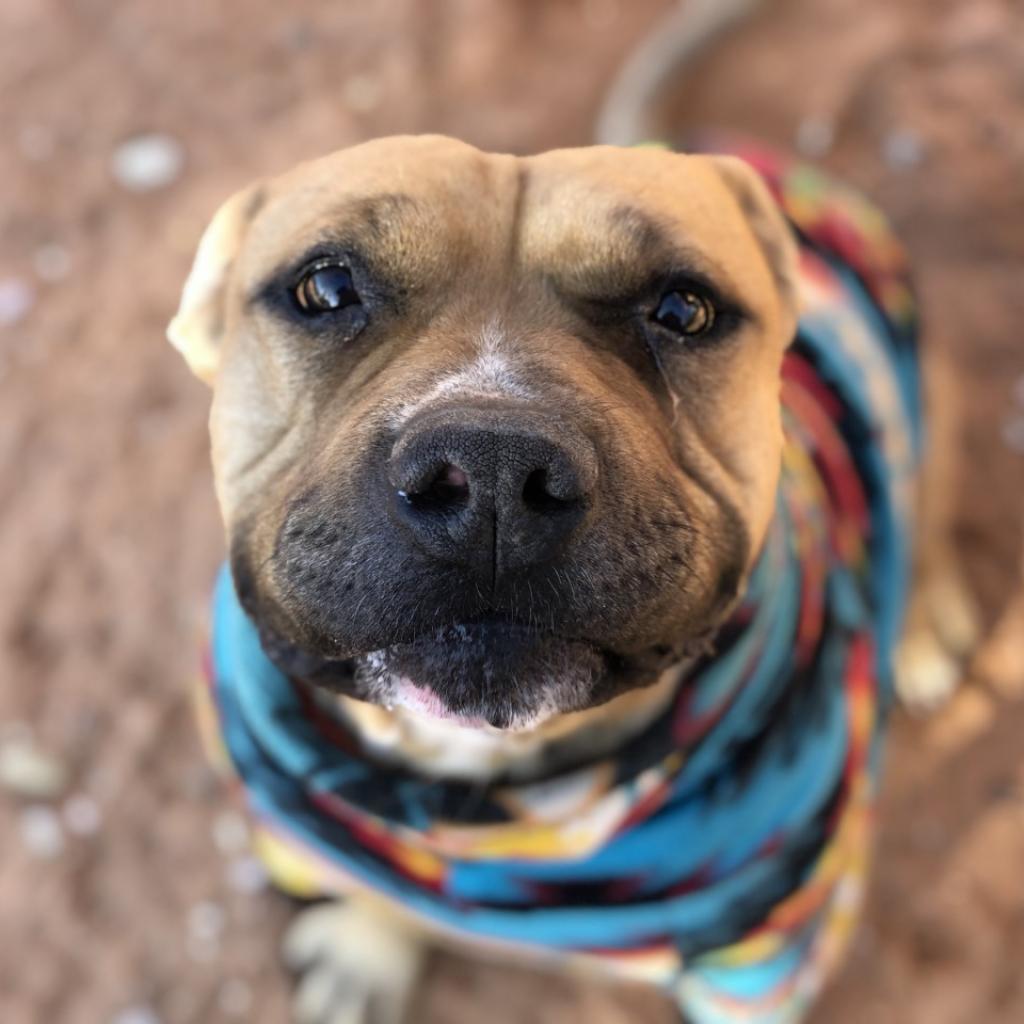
[198,146,920,1024]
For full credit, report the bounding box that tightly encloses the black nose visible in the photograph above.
[389,402,598,578]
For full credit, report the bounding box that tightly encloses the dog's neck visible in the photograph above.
[334,660,687,781]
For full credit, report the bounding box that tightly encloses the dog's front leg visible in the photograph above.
[283,897,426,1024]
[895,351,981,712]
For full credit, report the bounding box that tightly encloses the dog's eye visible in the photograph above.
[651,290,715,337]
[294,261,361,314]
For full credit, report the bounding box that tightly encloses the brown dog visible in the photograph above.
[170,136,977,1023]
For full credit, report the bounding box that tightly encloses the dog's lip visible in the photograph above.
[384,615,602,651]
[389,677,491,729]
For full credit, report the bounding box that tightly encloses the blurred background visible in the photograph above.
[1,1,1023,1022]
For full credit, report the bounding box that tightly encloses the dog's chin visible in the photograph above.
[255,614,690,733]
[354,623,610,731]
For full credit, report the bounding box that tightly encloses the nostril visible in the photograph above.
[400,462,471,514]
[522,468,578,513]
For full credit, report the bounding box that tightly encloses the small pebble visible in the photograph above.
[111,133,185,192]
[226,855,269,894]
[0,737,67,799]
[20,805,64,859]
[1002,415,1024,454]
[0,278,35,327]
[988,776,1019,802]
[187,900,226,943]
[0,720,33,744]
[212,810,249,855]
[111,1006,161,1024]
[883,129,925,169]
[342,74,382,114]
[281,19,314,51]
[33,243,72,283]
[796,116,835,158]
[218,978,253,1017]
[185,934,220,964]
[18,124,55,162]
[64,794,102,836]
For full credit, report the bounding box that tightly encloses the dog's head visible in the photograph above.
[170,136,797,730]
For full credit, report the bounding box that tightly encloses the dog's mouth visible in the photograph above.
[358,621,611,731]
[257,614,681,731]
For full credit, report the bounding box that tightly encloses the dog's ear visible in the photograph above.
[168,182,266,385]
[707,155,800,337]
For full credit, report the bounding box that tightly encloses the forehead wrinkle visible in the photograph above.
[315,192,436,266]
[541,202,743,301]
[244,190,439,289]
[606,204,744,293]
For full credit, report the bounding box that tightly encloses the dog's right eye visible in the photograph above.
[294,261,362,314]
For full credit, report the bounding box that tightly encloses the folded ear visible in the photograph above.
[167,182,266,384]
[708,155,800,336]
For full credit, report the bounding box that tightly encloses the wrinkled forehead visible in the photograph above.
[235,137,770,305]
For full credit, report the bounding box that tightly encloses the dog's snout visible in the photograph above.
[389,402,598,576]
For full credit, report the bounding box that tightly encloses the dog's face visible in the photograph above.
[170,136,797,730]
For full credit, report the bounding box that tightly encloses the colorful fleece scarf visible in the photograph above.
[197,144,921,1024]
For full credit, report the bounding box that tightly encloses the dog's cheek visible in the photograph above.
[647,341,783,578]
[570,478,730,650]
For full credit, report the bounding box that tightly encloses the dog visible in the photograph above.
[169,133,979,1023]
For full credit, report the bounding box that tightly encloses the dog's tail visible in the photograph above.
[594,0,762,147]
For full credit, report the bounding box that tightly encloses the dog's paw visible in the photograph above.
[924,571,982,660]
[894,625,962,714]
[895,566,980,714]
[283,900,424,1024]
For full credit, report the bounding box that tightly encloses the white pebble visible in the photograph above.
[18,124,55,162]
[883,129,924,169]
[64,794,102,836]
[0,278,35,327]
[20,805,64,859]
[342,74,381,113]
[226,855,269,894]
[111,1006,161,1024]
[111,133,184,192]
[0,738,67,799]
[1002,415,1024,454]
[187,900,226,943]
[33,243,72,283]
[218,978,253,1017]
[796,116,835,158]
[211,810,249,855]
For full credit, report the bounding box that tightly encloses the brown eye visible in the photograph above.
[294,261,361,314]
[652,290,715,337]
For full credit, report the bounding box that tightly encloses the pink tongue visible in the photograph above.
[394,678,487,727]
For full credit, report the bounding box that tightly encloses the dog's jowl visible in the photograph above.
[172,136,924,1023]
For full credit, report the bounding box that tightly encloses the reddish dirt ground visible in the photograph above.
[1,2,1022,1022]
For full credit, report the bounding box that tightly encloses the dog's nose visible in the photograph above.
[389,402,598,576]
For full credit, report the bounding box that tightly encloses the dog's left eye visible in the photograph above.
[294,261,361,314]
[651,290,715,337]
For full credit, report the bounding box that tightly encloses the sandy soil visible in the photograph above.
[0,1,1021,1022]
